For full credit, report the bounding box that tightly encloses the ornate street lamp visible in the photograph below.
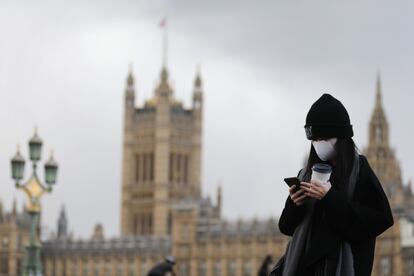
[44,153,58,186]
[11,128,58,276]
[11,146,25,181]
[28,130,42,162]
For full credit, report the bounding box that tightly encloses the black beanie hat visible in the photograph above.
[304,94,353,140]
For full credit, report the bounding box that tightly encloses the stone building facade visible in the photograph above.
[2,68,413,276]
[0,201,30,276]
[40,66,288,276]
[120,66,203,237]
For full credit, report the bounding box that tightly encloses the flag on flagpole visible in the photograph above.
[159,18,166,28]
[159,17,168,67]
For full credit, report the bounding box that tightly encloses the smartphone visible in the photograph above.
[284,177,301,193]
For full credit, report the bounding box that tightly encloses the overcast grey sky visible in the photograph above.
[1,0,413,238]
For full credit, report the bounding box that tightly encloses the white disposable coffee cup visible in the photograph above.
[311,163,332,183]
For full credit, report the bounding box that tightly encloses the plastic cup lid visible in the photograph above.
[312,163,332,173]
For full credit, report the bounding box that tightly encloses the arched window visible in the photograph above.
[376,126,382,144]
[16,258,21,276]
[135,154,140,182]
[116,260,123,275]
[199,261,207,276]
[82,260,89,276]
[228,261,236,276]
[181,224,189,241]
[214,261,221,276]
[94,261,100,276]
[0,255,9,274]
[139,260,147,276]
[71,258,78,276]
[243,261,252,276]
[167,212,173,234]
[380,256,391,275]
[180,263,189,276]
[150,153,154,181]
[148,213,153,234]
[129,259,136,276]
[133,214,139,234]
[2,236,9,249]
[105,260,112,276]
[184,155,189,184]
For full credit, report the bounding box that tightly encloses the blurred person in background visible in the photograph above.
[147,256,176,276]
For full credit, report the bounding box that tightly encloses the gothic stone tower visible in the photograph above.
[120,66,203,237]
[364,75,405,276]
[364,75,405,208]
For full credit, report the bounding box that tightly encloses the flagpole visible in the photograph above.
[163,17,168,68]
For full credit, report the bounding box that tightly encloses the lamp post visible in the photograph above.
[10,128,58,276]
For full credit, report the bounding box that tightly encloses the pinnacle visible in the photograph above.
[127,64,134,86]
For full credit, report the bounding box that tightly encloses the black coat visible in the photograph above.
[278,155,394,276]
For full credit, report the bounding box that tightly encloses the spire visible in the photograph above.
[0,199,3,222]
[194,64,202,88]
[125,64,135,108]
[156,66,172,97]
[92,223,105,240]
[161,66,169,84]
[217,182,222,205]
[11,198,17,222]
[375,71,383,111]
[57,205,68,239]
[368,72,389,149]
[127,63,134,86]
[193,66,203,109]
[216,182,222,217]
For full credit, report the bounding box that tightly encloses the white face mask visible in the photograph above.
[312,138,337,161]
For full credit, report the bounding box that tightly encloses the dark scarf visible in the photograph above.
[282,154,360,276]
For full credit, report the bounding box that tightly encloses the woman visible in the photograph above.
[273,94,394,276]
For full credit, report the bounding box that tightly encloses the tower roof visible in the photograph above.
[156,66,172,96]
[375,72,383,111]
[161,66,169,84]
[57,205,68,239]
[194,65,202,88]
[370,73,388,125]
[59,205,67,220]
[127,66,134,86]
[367,72,390,150]
[195,74,202,88]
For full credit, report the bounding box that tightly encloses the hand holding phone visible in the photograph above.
[284,177,307,206]
[284,177,301,192]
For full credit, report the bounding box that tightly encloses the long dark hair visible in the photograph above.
[305,138,358,189]
[258,255,272,276]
